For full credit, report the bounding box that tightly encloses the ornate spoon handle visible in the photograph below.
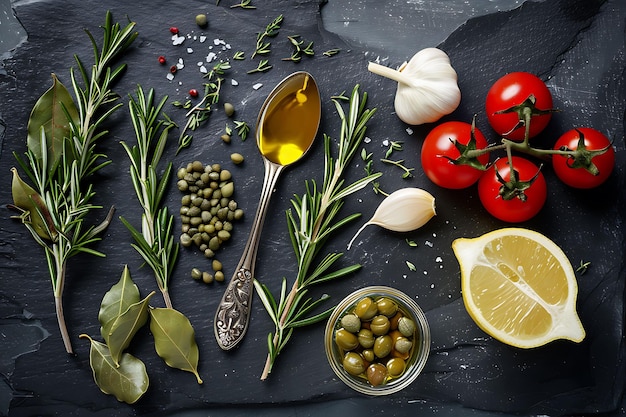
[214,158,285,350]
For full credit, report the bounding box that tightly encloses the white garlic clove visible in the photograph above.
[347,188,436,250]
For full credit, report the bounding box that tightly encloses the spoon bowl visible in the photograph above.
[214,71,321,350]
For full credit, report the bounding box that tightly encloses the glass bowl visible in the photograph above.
[324,286,430,395]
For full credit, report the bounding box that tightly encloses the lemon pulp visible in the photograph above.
[452,228,585,348]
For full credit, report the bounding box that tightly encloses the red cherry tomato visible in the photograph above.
[421,121,490,189]
[478,156,547,223]
[485,72,553,141]
[552,127,615,189]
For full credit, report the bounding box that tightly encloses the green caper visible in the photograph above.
[201,211,212,223]
[187,206,201,217]
[366,363,387,387]
[223,221,233,232]
[202,271,214,284]
[212,259,222,271]
[180,215,190,224]
[190,216,202,227]
[376,297,398,317]
[220,169,232,181]
[386,358,405,377]
[228,200,238,211]
[191,160,204,172]
[177,167,187,180]
[373,335,393,358]
[181,195,191,206]
[204,248,214,258]
[221,182,234,198]
[335,328,359,351]
[340,313,361,333]
[180,233,192,247]
[230,153,244,165]
[342,352,366,376]
[191,233,202,247]
[195,13,208,28]
[209,236,220,251]
[398,317,416,337]
[354,297,378,320]
[214,270,225,282]
[370,315,390,336]
[191,268,202,280]
[221,134,231,143]
[234,209,244,220]
[218,230,231,241]
[394,336,413,354]
[192,196,203,207]
[357,328,375,349]
[224,102,235,117]
[177,179,188,191]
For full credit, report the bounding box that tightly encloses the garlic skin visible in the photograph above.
[368,48,461,125]
[347,188,436,250]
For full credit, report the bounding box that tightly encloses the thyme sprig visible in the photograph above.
[11,11,137,354]
[254,85,382,380]
[176,61,230,153]
[120,86,179,308]
[252,15,283,58]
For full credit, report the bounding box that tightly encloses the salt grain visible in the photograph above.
[364,136,371,143]
[166,73,175,81]
[172,35,185,45]
[231,79,239,86]
[200,36,207,43]
[200,65,207,74]
[253,83,263,90]
[406,127,413,135]
[425,241,433,247]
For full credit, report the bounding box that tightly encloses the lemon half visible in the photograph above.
[452,228,585,349]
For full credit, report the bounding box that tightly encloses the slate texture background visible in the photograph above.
[0,0,625,416]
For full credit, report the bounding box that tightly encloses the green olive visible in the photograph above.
[373,335,393,358]
[335,328,359,351]
[370,315,390,336]
[195,13,208,28]
[354,297,378,320]
[398,317,416,337]
[342,352,366,376]
[224,102,235,117]
[357,328,375,349]
[366,363,387,387]
[221,134,231,143]
[362,349,375,363]
[386,358,405,377]
[394,336,413,354]
[376,297,398,317]
[340,313,361,333]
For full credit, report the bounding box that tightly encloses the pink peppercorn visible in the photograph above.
[169,26,179,35]
[158,56,166,65]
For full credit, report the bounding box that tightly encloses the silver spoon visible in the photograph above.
[214,71,321,350]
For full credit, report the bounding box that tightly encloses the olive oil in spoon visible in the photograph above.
[214,72,321,350]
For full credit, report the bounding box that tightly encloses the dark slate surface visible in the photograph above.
[0,0,625,416]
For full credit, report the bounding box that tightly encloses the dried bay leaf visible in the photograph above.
[26,73,79,171]
[10,167,57,240]
[79,335,149,404]
[99,265,140,339]
[106,292,154,367]
[149,308,203,384]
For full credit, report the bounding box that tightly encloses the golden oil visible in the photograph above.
[258,74,320,165]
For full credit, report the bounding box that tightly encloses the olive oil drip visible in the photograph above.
[258,75,319,165]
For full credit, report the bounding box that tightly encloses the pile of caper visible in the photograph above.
[334,296,417,387]
[177,161,244,284]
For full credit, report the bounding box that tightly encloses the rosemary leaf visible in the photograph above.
[9,11,136,354]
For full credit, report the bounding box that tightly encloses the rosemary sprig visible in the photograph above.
[254,85,382,380]
[11,11,137,354]
[252,15,283,58]
[282,35,314,62]
[120,86,179,308]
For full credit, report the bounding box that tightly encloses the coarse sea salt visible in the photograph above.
[253,83,263,90]
[200,65,208,74]
[187,47,194,54]
[166,73,175,81]
[200,35,207,43]
[172,34,185,45]
[231,79,239,86]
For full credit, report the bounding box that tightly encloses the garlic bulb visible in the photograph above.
[368,48,461,125]
[347,188,436,250]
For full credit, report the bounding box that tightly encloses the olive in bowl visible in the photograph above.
[324,286,430,395]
